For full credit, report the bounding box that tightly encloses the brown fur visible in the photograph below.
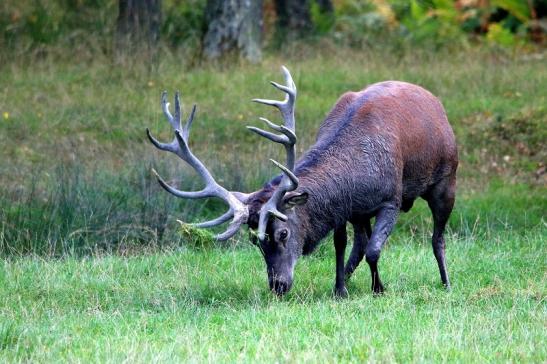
[249,81,458,296]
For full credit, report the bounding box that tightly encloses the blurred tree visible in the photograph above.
[203,0,263,63]
[275,0,313,40]
[116,0,161,56]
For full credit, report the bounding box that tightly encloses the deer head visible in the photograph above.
[147,67,308,295]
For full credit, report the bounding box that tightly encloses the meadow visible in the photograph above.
[0,46,546,362]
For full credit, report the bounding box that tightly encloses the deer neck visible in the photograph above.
[295,176,347,254]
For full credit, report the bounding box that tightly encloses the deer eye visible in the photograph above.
[276,228,289,242]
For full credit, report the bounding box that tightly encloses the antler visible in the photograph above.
[248,66,299,241]
[147,91,249,241]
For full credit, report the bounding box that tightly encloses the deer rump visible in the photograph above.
[148,68,458,296]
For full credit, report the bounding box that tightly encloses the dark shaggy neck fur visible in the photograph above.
[293,161,355,254]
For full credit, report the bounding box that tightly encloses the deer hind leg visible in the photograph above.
[333,224,348,298]
[424,175,456,289]
[366,205,399,294]
[344,219,372,281]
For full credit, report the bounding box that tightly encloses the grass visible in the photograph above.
[0,46,545,253]
[1,47,545,178]
[0,45,546,361]
[0,227,545,362]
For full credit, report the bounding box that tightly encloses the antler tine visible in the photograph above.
[259,117,283,131]
[181,104,196,141]
[149,129,224,200]
[151,168,210,199]
[146,128,177,153]
[161,91,179,130]
[215,212,249,241]
[148,92,250,241]
[269,159,298,187]
[174,92,182,129]
[250,65,297,169]
[250,66,300,241]
[246,117,297,145]
[252,66,296,113]
[161,91,172,120]
[253,65,296,101]
[246,126,289,144]
[192,209,233,228]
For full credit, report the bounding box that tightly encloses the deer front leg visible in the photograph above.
[366,205,398,294]
[333,224,348,298]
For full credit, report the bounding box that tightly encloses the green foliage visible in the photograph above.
[398,0,467,47]
[178,222,216,250]
[487,22,518,46]
[492,0,532,23]
[331,0,394,48]
[1,1,58,47]
[310,1,336,35]
[1,0,115,48]
[330,0,538,49]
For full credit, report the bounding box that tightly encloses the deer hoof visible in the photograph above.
[372,283,385,295]
[334,286,349,299]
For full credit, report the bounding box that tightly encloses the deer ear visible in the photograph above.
[282,191,309,209]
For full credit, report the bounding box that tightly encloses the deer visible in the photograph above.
[146,66,458,297]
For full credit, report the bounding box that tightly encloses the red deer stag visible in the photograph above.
[147,66,458,297]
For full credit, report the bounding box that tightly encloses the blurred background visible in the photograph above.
[0,0,545,255]
[1,0,545,62]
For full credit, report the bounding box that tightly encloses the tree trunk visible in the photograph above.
[116,0,161,57]
[274,0,313,40]
[203,0,263,63]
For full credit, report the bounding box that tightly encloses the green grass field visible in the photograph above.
[1,227,545,362]
[0,47,546,362]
